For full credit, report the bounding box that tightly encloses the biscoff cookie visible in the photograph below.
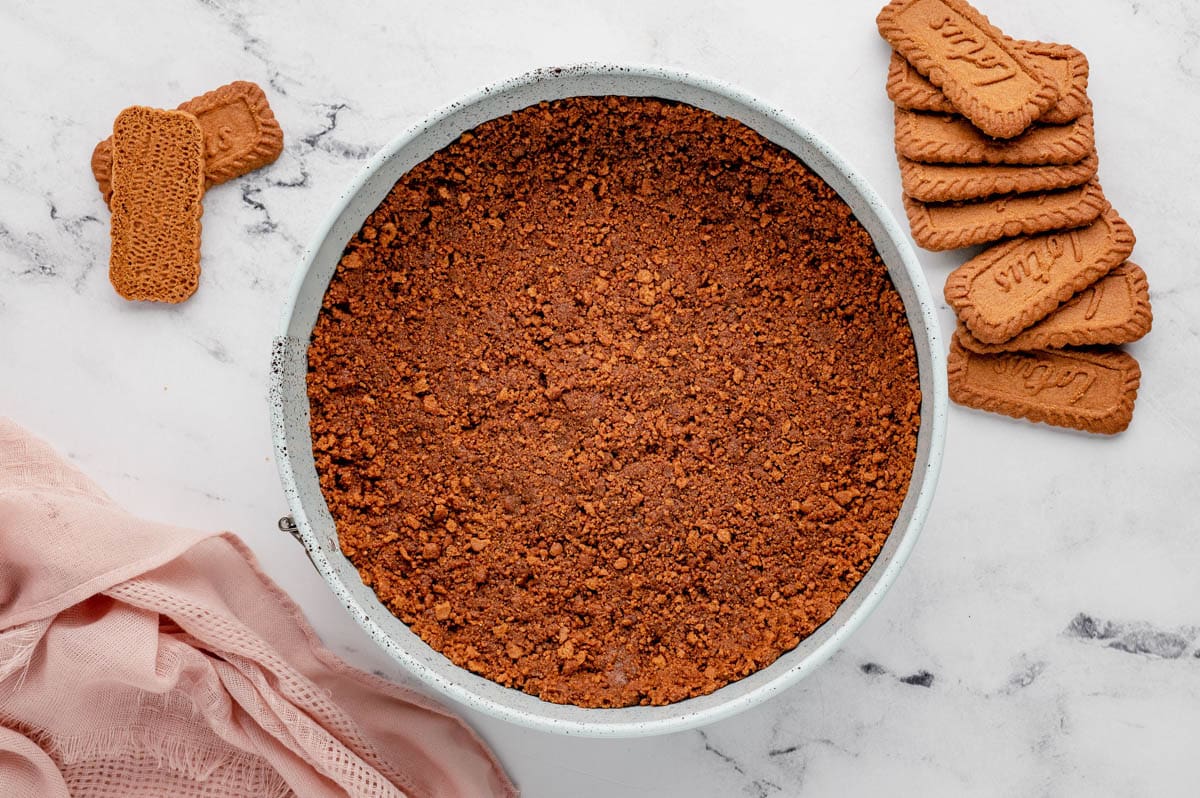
[956,263,1152,353]
[894,108,1095,165]
[899,151,1098,203]
[1018,41,1090,124]
[944,207,1135,344]
[903,177,1105,250]
[876,0,1059,138]
[948,335,1140,434]
[887,42,1089,125]
[93,81,282,204]
[109,107,205,303]
[90,139,114,202]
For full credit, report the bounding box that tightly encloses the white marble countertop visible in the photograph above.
[3,0,1198,794]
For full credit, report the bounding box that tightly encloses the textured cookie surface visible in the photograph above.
[898,151,1098,202]
[894,108,1095,165]
[956,263,1152,353]
[944,207,1135,343]
[1019,41,1091,124]
[903,178,1106,251]
[888,41,1089,125]
[93,81,282,203]
[90,139,114,203]
[948,336,1140,434]
[876,0,1059,138]
[109,107,205,303]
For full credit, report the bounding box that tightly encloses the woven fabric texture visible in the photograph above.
[0,419,517,798]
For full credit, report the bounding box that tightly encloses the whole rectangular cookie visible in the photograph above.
[948,335,1140,434]
[109,107,205,303]
[894,107,1095,165]
[944,207,1136,343]
[92,81,283,204]
[887,41,1090,125]
[903,178,1106,251]
[956,262,1152,353]
[898,151,1098,203]
[876,0,1059,138]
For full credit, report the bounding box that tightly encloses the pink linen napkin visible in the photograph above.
[0,419,517,798]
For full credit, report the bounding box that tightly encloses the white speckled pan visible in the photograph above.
[270,64,947,737]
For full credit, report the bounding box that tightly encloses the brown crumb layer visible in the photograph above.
[307,96,921,707]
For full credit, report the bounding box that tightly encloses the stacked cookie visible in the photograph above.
[95,81,283,303]
[877,0,1151,434]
